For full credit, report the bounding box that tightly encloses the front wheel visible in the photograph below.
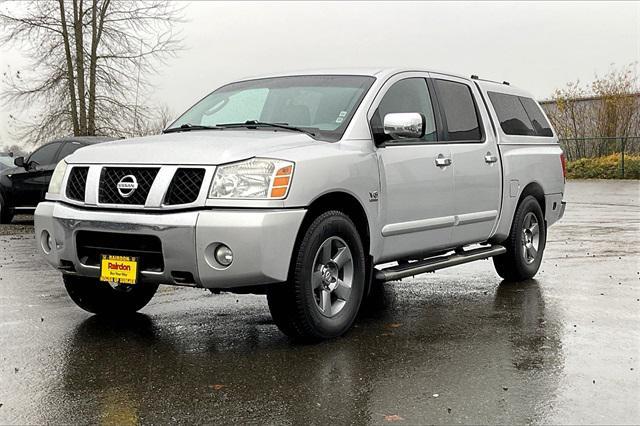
[63,274,159,315]
[267,210,366,341]
[493,195,546,281]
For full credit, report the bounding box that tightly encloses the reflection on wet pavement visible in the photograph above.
[0,180,638,424]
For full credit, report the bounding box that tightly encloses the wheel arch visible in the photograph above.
[300,191,371,255]
[290,191,374,296]
[491,180,547,244]
[518,181,546,218]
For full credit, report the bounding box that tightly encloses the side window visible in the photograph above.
[28,142,62,166]
[519,97,553,137]
[488,92,553,137]
[372,78,437,143]
[56,142,83,161]
[434,79,482,142]
[488,92,535,136]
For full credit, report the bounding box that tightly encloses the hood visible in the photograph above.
[66,130,319,165]
[0,165,19,177]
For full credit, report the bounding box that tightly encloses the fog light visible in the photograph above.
[41,230,52,254]
[214,244,233,266]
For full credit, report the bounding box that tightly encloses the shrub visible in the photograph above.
[567,153,640,179]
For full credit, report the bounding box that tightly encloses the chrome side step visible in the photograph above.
[375,245,506,282]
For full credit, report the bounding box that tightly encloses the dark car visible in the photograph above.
[0,136,118,223]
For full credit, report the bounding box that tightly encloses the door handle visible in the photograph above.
[484,152,498,164]
[435,155,452,167]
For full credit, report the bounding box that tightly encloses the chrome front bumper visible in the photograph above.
[34,202,306,288]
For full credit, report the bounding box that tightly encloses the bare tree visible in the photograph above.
[591,64,640,156]
[133,103,174,137]
[0,1,183,146]
[0,143,26,157]
[545,81,592,159]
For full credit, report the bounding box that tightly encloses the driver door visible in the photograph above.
[372,74,456,262]
[11,142,62,207]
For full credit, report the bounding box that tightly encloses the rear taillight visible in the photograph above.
[560,153,567,179]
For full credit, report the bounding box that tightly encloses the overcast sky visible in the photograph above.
[1,1,638,146]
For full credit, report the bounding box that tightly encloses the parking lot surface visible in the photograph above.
[0,180,638,424]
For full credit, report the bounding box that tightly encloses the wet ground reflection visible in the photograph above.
[53,280,564,424]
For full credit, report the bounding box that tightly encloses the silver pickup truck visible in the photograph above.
[35,68,566,341]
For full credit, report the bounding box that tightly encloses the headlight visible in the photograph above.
[47,160,68,195]
[209,158,294,199]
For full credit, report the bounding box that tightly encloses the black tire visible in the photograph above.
[0,194,14,224]
[493,195,546,281]
[63,274,159,315]
[266,210,366,342]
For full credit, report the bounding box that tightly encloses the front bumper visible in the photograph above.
[34,202,306,288]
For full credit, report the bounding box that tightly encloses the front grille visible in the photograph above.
[76,231,164,272]
[98,167,159,205]
[66,167,89,202]
[164,168,205,205]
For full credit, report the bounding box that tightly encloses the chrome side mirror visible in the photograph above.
[383,113,425,139]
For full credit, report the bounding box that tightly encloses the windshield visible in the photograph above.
[167,75,375,141]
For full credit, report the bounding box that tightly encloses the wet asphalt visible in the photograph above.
[0,180,639,425]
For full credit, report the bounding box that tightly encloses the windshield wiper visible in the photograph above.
[163,123,222,133]
[218,120,316,137]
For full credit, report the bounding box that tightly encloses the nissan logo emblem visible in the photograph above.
[116,175,138,198]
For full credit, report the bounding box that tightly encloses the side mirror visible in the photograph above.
[383,113,425,139]
[13,156,25,168]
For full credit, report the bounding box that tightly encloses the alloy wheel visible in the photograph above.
[521,212,540,264]
[311,236,354,317]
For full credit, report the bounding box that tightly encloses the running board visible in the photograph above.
[375,245,506,282]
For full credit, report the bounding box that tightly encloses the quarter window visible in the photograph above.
[487,92,535,136]
[434,79,482,142]
[488,92,553,137]
[519,97,553,137]
[372,78,437,143]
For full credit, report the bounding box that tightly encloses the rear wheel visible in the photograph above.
[267,210,366,341]
[63,274,159,315]
[493,195,546,281]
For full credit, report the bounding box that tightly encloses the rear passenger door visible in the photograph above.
[430,74,502,246]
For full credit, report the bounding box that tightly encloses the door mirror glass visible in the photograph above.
[13,156,25,168]
[383,113,425,139]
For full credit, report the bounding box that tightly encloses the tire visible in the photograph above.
[493,195,546,281]
[63,274,159,315]
[0,194,14,224]
[267,210,366,342]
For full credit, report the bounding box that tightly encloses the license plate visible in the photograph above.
[100,255,138,285]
